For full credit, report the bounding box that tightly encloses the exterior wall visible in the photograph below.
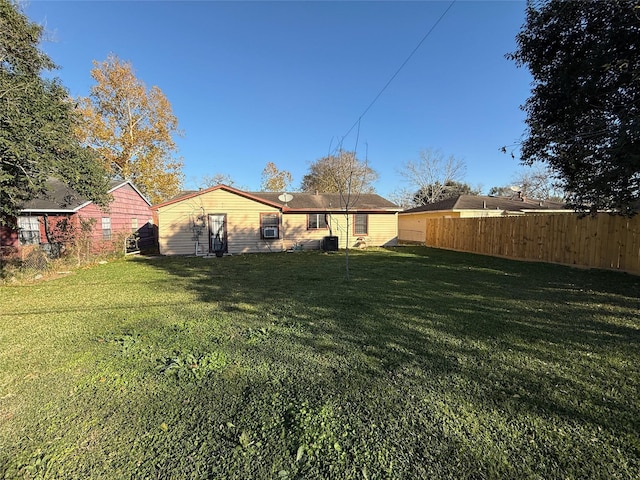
[156,189,282,255]
[156,189,399,255]
[0,224,19,249]
[0,214,74,256]
[399,211,463,243]
[78,183,155,253]
[281,212,398,250]
[0,183,154,257]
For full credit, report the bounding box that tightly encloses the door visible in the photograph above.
[208,214,227,253]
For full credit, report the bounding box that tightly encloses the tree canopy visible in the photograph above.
[413,181,480,206]
[75,54,184,204]
[0,0,109,226]
[261,162,293,192]
[509,0,640,214]
[300,151,377,194]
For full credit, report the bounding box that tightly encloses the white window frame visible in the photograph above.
[102,217,112,240]
[307,213,328,230]
[17,216,40,245]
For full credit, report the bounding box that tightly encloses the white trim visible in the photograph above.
[20,208,76,213]
[108,180,152,206]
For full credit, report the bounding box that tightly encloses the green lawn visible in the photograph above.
[1,247,639,479]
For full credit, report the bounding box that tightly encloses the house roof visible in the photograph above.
[20,178,150,213]
[401,194,568,214]
[152,184,401,212]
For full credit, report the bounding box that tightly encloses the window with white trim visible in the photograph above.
[102,217,112,240]
[131,218,138,232]
[307,213,328,230]
[17,216,40,245]
[354,214,368,235]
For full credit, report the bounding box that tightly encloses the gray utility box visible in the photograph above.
[322,236,339,251]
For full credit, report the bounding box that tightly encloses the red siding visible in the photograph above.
[1,182,155,256]
[78,183,154,252]
[0,224,19,249]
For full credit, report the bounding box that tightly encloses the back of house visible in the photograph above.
[152,185,401,255]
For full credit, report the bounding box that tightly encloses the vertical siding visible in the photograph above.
[413,214,640,275]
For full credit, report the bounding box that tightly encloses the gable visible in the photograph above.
[155,187,280,217]
[19,178,150,214]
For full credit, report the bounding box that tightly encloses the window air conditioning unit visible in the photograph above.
[263,226,278,239]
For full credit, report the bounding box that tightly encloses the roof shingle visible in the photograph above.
[402,194,567,214]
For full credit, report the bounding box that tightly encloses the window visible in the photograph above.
[354,214,368,235]
[131,218,138,232]
[260,213,279,239]
[307,213,328,230]
[102,217,112,240]
[17,216,40,245]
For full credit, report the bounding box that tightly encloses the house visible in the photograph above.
[398,194,570,243]
[0,178,156,257]
[151,184,401,255]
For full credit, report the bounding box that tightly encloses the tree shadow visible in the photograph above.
[131,247,640,432]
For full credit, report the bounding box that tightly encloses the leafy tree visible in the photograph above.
[261,162,293,192]
[488,186,515,197]
[0,0,109,226]
[396,149,468,206]
[300,151,378,194]
[75,54,184,204]
[313,149,377,281]
[413,180,481,206]
[509,0,640,214]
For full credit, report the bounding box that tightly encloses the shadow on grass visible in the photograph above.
[12,247,635,478]
[132,249,640,431]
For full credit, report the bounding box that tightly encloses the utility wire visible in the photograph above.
[337,0,457,148]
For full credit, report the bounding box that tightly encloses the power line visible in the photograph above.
[337,0,457,149]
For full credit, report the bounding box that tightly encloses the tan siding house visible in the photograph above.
[152,185,401,255]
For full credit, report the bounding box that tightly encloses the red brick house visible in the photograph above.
[0,178,156,257]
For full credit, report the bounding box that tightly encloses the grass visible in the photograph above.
[0,246,639,479]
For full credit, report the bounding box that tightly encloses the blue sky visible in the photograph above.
[25,0,532,198]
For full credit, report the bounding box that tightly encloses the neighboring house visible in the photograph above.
[399,194,570,243]
[0,178,156,256]
[151,184,401,255]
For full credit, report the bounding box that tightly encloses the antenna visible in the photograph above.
[278,193,293,207]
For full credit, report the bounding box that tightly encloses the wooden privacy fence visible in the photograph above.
[409,214,640,274]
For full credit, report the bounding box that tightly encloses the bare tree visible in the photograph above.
[388,187,416,209]
[199,173,235,188]
[511,166,564,201]
[398,149,467,206]
[322,149,376,281]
